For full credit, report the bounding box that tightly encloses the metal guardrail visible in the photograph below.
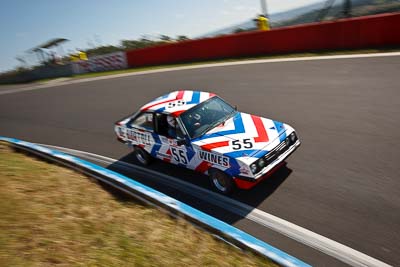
[0,137,310,267]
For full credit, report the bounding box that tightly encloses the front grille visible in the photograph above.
[264,140,290,165]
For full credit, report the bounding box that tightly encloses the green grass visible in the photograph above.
[0,143,276,267]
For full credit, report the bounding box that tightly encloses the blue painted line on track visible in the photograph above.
[0,136,311,267]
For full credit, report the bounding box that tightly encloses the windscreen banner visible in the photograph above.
[72,51,127,74]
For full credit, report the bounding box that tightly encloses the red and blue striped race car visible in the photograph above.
[115,90,300,194]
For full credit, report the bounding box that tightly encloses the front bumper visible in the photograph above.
[234,139,301,189]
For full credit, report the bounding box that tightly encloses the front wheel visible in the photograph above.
[209,169,235,195]
[133,146,152,165]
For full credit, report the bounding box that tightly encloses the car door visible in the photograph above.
[125,112,157,154]
[154,113,195,168]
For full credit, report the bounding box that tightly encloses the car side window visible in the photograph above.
[130,113,154,131]
[176,124,185,139]
[154,113,169,136]
[154,113,185,140]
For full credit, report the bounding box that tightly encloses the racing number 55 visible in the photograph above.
[170,147,188,164]
[232,138,253,150]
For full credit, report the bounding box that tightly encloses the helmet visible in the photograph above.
[167,116,176,127]
[192,113,201,128]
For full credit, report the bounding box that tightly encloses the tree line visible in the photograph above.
[84,35,190,57]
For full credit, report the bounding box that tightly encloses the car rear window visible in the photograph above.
[130,113,154,131]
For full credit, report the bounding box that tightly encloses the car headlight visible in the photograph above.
[258,158,266,168]
[290,132,297,142]
[250,163,258,174]
[285,137,290,146]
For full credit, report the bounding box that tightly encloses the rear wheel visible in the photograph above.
[209,169,235,194]
[133,146,152,165]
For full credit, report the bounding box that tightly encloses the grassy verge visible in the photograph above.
[37,47,400,83]
[0,142,276,267]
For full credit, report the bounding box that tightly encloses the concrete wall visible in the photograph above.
[126,13,400,67]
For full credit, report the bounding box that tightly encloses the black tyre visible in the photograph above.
[133,146,152,165]
[209,169,235,194]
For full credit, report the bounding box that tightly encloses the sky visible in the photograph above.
[0,0,322,72]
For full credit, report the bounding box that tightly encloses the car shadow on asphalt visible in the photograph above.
[105,151,292,224]
[231,163,292,206]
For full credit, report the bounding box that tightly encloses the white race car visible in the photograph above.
[115,90,300,194]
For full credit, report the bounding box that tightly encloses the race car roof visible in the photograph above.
[140,90,216,117]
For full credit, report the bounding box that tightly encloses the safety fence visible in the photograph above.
[125,12,400,67]
[72,51,127,74]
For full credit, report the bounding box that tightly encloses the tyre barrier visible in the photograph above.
[0,137,310,267]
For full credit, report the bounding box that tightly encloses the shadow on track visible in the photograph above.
[105,151,292,225]
[232,164,292,207]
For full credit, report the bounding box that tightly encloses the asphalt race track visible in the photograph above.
[1,55,399,266]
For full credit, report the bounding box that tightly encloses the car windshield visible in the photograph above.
[179,96,236,139]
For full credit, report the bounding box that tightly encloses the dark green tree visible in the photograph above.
[160,35,172,42]
[84,45,121,57]
[176,35,190,41]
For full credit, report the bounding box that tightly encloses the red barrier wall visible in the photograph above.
[126,13,400,67]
